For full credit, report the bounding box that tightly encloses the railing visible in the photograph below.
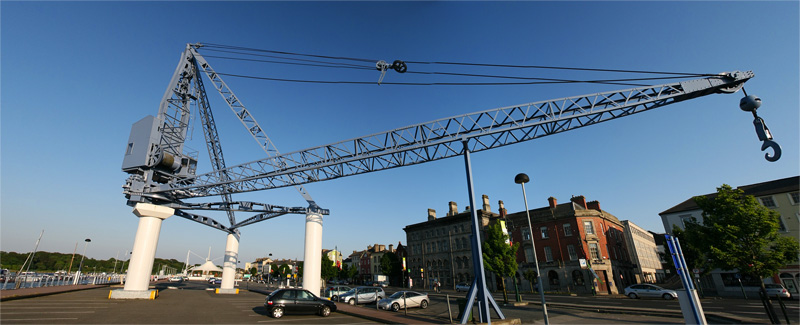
[1,274,123,290]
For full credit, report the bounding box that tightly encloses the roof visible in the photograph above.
[659,176,799,215]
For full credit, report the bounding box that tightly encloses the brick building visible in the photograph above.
[505,195,636,295]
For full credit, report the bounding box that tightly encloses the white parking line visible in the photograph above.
[2,318,79,321]
[1,306,109,309]
[256,315,349,323]
[2,311,95,315]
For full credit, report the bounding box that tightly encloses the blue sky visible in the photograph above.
[2,1,798,268]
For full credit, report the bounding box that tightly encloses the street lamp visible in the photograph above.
[74,238,91,285]
[515,173,549,325]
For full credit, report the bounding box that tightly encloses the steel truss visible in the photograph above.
[154,71,752,199]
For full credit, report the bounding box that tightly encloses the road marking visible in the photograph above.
[2,311,95,315]
[256,315,349,322]
[1,306,109,309]
[2,318,79,321]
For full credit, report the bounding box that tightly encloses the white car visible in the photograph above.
[624,284,677,300]
[455,282,471,292]
[378,291,429,312]
[168,276,183,282]
[765,284,792,299]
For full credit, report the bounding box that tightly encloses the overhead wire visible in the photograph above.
[198,42,718,86]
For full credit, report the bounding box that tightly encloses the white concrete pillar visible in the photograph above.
[219,232,240,294]
[120,203,173,294]
[302,212,323,296]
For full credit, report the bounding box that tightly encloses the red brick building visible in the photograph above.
[505,195,636,295]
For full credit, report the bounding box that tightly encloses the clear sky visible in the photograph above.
[2,1,798,268]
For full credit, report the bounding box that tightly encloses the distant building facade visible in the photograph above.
[505,195,636,295]
[659,176,800,297]
[403,195,500,290]
[621,220,663,283]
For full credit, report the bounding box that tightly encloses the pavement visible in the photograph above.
[0,283,776,324]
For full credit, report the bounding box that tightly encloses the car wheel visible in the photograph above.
[271,307,283,318]
[420,300,429,309]
[320,306,331,317]
[391,303,400,312]
[331,295,338,301]
[662,293,674,300]
[628,293,638,299]
[348,298,356,305]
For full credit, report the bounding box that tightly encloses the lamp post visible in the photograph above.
[74,238,91,285]
[515,173,549,325]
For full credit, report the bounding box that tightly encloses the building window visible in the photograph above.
[544,246,553,262]
[760,196,777,208]
[563,223,572,236]
[679,214,693,228]
[524,246,534,263]
[522,228,531,241]
[778,216,787,231]
[540,227,549,239]
[583,221,595,235]
[567,245,578,261]
[790,192,800,205]
[589,243,600,260]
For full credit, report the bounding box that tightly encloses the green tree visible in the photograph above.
[321,254,338,282]
[379,252,402,285]
[249,267,258,277]
[681,184,799,292]
[341,264,357,282]
[523,269,538,293]
[482,221,520,304]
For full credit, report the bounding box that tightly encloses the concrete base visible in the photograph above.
[215,288,239,294]
[108,289,158,300]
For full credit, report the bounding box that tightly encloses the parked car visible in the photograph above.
[264,288,336,319]
[623,284,677,300]
[378,291,429,312]
[338,286,385,305]
[168,276,183,282]
[323,285,352,301]
[764,284,792,299]
[455,282,471,292]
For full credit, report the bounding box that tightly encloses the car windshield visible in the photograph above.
[765,284,782,288]
[343,288,357,295]
[389,292,406,298]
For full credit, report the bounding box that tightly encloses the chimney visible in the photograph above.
[428,208,437,221]
[571,195,587,209]
[389,244,394,252]
[482,194,491,213]
[548,197,557,209]
[498,200,506,217]
[587,200,601,212]
[448,201,458,216]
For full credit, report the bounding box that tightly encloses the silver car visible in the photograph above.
[338,286,385,305]
[455,282,471,292]
[378,291,429,312]
[323,285,351,301]
[765,284,792,299]
[624,284,677,300]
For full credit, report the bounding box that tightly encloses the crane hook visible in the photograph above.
[742,92,781,162]
[754,117,782,162]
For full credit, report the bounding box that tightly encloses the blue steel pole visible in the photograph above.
[666,234,704,324]
[459,140,504,324]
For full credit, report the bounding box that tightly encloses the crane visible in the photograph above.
[117,43,780,317]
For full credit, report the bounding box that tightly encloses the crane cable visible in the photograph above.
[199,42,719,86]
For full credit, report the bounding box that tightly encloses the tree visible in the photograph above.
[341,264,357,282]
[482,221,520,304]
[321,254,338,282]
[379,252,402,285]
[680,184,799,291]
[249,267,258,277]
[523,269,538,293]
